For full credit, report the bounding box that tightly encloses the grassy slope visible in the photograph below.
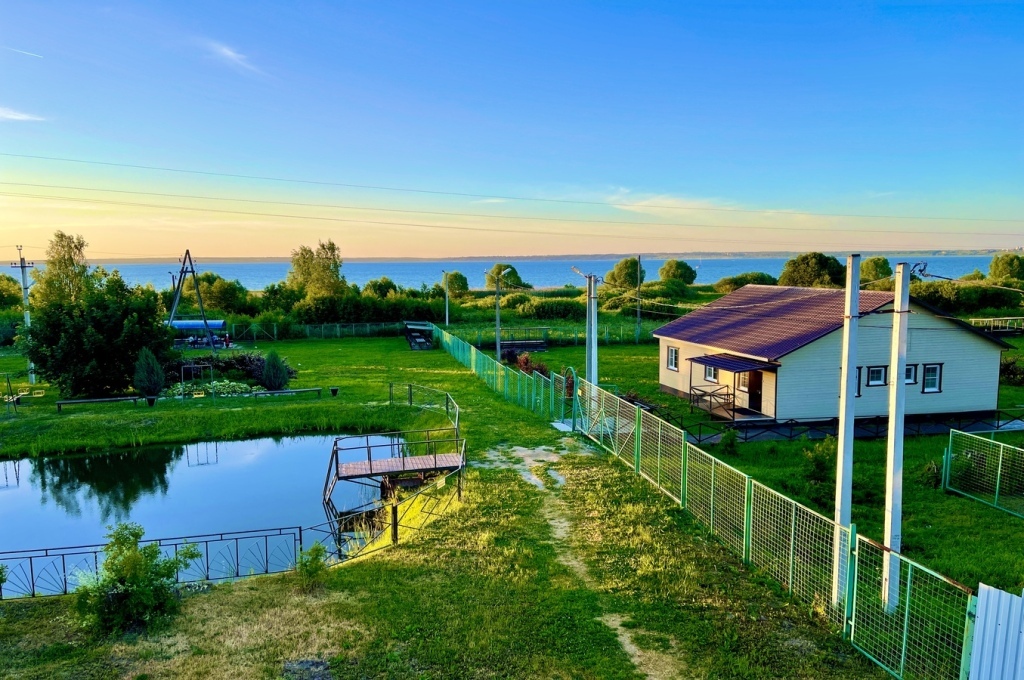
[0,338,881,679]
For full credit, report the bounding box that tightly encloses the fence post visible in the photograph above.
[844,523,857,640]
[681,436,688,509]
[788,502,797,593]
[959,594,978,680]
[899,564,914,676]
[942,446,950,491]
[634,405,642,475]
[994,447,1005,508]
[389,383,394,405]
[391,501,399,545]
[408,384,413,406]
[710,460,717,534]
[743,477,753,564]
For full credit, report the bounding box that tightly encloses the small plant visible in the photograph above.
[73,522,201,635]
[717,428,739,456]
[0,563,8,593]
[917,460,944,490]
[515,352,550,377]
[802,436,837,508]
[133,347,165,403]
[261,350,290,391]
[295,542,330,594]
[501,348,519,365]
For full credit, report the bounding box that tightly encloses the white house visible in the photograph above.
[654,285,1009,421]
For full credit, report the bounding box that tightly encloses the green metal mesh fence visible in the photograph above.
[431,323,976,680]
[946,429,1024,519]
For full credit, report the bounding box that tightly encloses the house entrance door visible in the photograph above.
[747,371,763,412]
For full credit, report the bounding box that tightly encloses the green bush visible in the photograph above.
[501,293,532,310]
[133,347,166,397]
[74,523,201,634]
[713,272,778,293]
[0,563,7,591]
[802,436,837,508]
[296,542,330,594]
[520,299,586,321]
[1001,356,1024,386]
[717,429,739,456]
[261,350,290,391]
[909,280,1021,315]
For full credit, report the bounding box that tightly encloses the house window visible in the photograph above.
[738,372,749,392]
[667,347,679,371]
[905,364,917,385]
[705,365,719,383]
[922,364,942,393]
[866,366,887,387]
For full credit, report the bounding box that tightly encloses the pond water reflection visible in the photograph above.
[0,435,384,551]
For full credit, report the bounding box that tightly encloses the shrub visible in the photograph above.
[802,436,837,508]
[163,351,297,387]
[659,259,697,284]
[0,563,7,591]
[1001,356,1024,386]
[500,348,519,365]
[133,347,166,397]
[714,272,778,293]
[909,281,1021,315]
[717,428,739,456]
[73,523,201,634]
[261,350,290,390]
[516,352,550,377]
[501,293,532,310]
[295,542,330,594]
[520,299,586,321]
[778,253,845,288]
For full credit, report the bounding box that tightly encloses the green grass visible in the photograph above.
[1,336,885,678]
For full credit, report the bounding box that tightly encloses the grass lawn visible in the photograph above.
[0,337,883,679]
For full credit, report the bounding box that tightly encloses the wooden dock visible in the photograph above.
[335,453,464,481]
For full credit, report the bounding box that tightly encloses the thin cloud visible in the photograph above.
[3,47,43,58]
[0,106,44,122]
[205,41,263,74]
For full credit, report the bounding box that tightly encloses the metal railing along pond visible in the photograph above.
[431,322,979,680]
[0,527,302,600]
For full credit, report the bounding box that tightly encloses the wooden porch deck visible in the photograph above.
[335,453,464,481]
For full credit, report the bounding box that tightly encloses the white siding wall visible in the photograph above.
[775,302,1003,420]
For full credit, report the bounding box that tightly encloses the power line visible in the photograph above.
[8,181,1022,238]
[4,190,1004,251]
[3,151,1022,224]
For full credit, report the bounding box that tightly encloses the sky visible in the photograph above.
[1,1,1022,260]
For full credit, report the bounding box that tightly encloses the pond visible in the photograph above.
[0,434,393,552]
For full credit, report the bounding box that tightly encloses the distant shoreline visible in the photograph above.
[88,249,1009,265]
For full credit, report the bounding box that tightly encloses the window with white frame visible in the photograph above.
[738,372,749,392]
[667,346,679,371]
[922,364,942,393]
[866,366,887,386]
[705,365,719,383]
[905,364,917,384]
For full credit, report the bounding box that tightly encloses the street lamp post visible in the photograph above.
[492,267,511,361]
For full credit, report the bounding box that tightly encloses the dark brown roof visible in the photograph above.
[653,284,1008,361]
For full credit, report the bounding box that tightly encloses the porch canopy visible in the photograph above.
[688,353,776,373]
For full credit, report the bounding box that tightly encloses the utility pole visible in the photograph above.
[442,270,449,327]
[572,267,599,384]
[832,254,860,604]
[883,262,910,609]
[493,267,510,360]
[10,246,35,384]
[635,254,642,344]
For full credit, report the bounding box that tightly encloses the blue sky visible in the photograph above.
[1,1,1022,258]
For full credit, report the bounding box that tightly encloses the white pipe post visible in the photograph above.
[883,262,910,609]
[586,274,598,384]
[833,254,860,604]
[12,246,35,384]
[495,273,502,361]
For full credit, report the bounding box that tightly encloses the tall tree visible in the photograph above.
[287,240,346,298]
[485,263,530,290]
[25,272,172,398]
[604,257,646,289]
[778,252,846,288]
[30,231,95,307]
[990,253,1024,281]
[0,273,21,308]
[859,256,893,284]
[443,271,469,298]
[658,259,697,284]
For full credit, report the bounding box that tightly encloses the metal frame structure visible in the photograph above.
[166,249,217,352]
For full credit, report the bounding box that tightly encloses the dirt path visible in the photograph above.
[480,444,687,680]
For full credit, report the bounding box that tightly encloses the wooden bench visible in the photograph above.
[57,396,141,413]
[252,388,322,400]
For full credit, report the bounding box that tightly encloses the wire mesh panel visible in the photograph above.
[686,445,715,531]
[713,462,749,556]
[947,430,1024,518]
[658,420,686,505]
[638,410,663,490]
[791,504,846,629]
[852,537,972,680]
[749,482,796,592]
[605,391,636,462]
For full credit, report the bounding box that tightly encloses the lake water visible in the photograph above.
[94,255,994,291]
[0,434,392,552]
